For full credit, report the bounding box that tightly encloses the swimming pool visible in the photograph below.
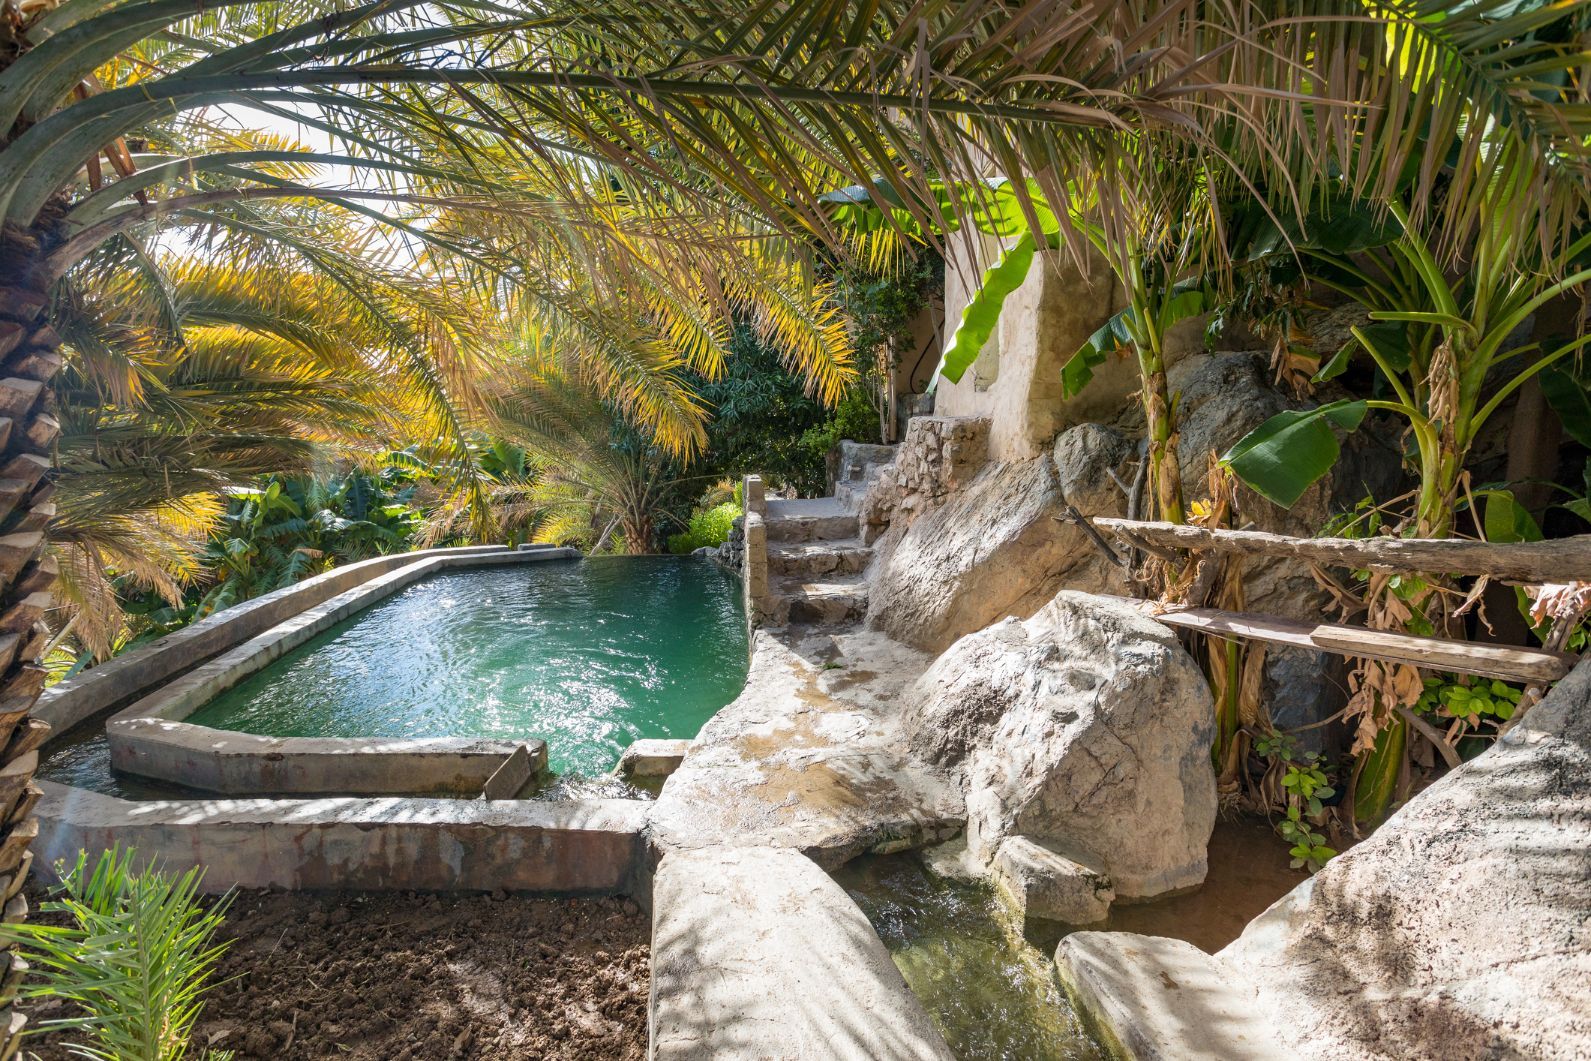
[42,556,748,795]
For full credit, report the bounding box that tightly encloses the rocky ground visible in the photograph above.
[23,889,650,1061]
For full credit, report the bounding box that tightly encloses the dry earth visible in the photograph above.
[24,889,650,1061]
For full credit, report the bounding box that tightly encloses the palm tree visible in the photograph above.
[1,0,1588,1040]
[48,243,465,659]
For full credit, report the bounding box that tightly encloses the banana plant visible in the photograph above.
[1223,185,1591,538]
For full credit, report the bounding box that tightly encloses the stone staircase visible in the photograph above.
[738,442,897,629]
[765,497,871,625]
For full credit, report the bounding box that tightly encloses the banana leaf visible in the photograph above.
[1354,716,1406,824]
[1220,399,1369,508]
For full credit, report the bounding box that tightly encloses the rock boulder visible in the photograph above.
[865,427,1133,654]
[904,591,1216,899]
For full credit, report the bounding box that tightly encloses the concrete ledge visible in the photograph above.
[614,738,690,779]
[1055,932,1284,1061]
[103,548,578,794]
[649,846,955,1060]
[108,723,546,796]
[37,545,514,736]
[35,781,648,895]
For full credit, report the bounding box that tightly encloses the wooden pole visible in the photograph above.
[1092,519,1591,585]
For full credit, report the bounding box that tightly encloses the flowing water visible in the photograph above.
[834,820,1305,1060]
[41,556,748,796]
[833,854,1107,1061]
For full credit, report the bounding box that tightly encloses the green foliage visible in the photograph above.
[1063,279,1213,399]
[1415,676,1523,724]
[1256,732,1339,872]
[3,847,232,1061]
[795,385,883,478]
[1354,718,1407,825]
[1220,400,1370,509]
[1541,362,1591,449]
[939,232,1040,386]
[667,501,740,554]
[696,324,835,495]
[1278,806,1337,873]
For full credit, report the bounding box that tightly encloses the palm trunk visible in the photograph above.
[0,235,65,1050]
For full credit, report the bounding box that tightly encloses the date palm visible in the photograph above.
[0,1,1587,1043]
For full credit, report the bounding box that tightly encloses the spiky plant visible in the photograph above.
[0,845,232,1061]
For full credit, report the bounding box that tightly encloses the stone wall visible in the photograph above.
[858,415,990,545]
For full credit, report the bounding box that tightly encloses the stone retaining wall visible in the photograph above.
[859,415,989,544]
[36,781,648,895]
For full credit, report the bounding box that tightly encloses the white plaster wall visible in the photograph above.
[933,236,1211,462]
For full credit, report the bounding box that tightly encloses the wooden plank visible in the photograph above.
[1121,599,1575,684]
[1092,518,1591,584]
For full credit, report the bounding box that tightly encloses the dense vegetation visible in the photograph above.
[0,8,1588,1043]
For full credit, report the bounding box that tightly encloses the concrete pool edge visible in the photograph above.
[36,544,517,738]
[34,780,649,895]
[103,548,579,795]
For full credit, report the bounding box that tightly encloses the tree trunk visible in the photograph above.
[0,235,65,1051]
[1140,352,1185,526]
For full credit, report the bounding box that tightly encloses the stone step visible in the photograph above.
[767,538,872,578]
[781,576,869,626]
[765,497,859,543]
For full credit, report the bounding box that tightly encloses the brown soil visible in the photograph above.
[24,890,650,1061]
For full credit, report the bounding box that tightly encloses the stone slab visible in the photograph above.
[35,781,647,895]
[992,835,1114,925]
[482,743,546,799]
[615,739,691,779]
[109,722,538,796]
[646,629,963,868]
[1055,932,1285,1061]
[649,846,954,1060]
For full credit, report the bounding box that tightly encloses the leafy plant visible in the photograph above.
[667,501,740,554]
[1279,806,1337,873]
[3,847,232,1061]
[1256,731,1339,872]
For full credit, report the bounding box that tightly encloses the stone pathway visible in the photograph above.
[646,627,963,869]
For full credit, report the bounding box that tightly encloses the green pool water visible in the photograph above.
[180,556,747,776]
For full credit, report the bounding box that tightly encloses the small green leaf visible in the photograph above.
[1312,338,1356,383]
[1221,399,1369,509]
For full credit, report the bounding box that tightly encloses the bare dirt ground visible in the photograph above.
[24,889,650,1061]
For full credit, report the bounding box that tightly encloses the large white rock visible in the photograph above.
[1057,659,1591,1060]
[649,846,955,1060]
[904,591,1217,899]
[1219,657,1591,1059]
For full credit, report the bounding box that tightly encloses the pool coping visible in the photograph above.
[37,544,518,738]
[103,548,578,796]
[34,780,649,895]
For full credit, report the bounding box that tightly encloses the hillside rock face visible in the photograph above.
[864,424,1133,654]
[903,591,1217,900]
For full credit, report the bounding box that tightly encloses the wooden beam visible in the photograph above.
[1119,599,1575,684]
[1092,519,1591,584]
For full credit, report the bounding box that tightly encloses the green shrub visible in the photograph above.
[4,846,233,1061]
[667,501,740,554]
